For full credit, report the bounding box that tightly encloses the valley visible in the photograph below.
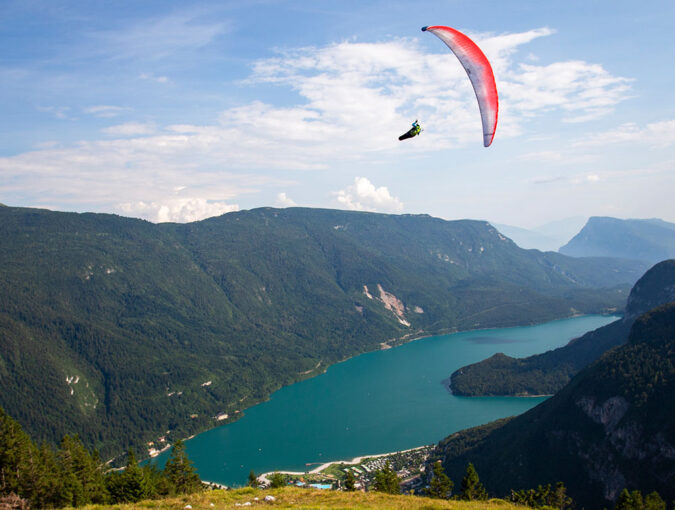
[0,206,641,461]
[146,314,616,487]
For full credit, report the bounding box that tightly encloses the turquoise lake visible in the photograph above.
[152,315,618,486]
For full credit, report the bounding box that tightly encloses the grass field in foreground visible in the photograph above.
[74,487,524,510]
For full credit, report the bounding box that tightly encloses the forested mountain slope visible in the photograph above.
[449,260,675,396]
[434,302,675,509]
[0,206,645,459]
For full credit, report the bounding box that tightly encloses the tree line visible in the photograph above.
[3,402,671,510]
[362,460,493,502]
[348,459,670,510]
[0,406,202,508]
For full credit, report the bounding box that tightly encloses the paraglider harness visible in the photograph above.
[399,120,422,141]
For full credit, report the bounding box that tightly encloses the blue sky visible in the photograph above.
[2,0,674,227]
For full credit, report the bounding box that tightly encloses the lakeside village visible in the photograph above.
[256,446,434,493]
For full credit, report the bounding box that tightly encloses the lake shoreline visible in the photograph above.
[175,314,616,448]
[257,445,432,484]
[152,314,618,486]
[441,376,554,398]
[314,312,620,377]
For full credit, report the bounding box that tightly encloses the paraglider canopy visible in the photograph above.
[422,25,498,147]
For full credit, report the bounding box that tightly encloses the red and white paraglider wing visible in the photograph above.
[422,25,498,147]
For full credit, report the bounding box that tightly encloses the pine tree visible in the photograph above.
[57,435,108,506]
[644,491,666,510]
[616,489,636,510]
[56,437,83,507]
[372,462,400,495]
[630,490,645,510]
[164,440,202,495]
[140,462,171,499]
[87,449,109,504]
[247,470,258,488]
[18,438,44,507]
[459,462,487,501]
[425,461,453,499]
[124,449,147,502]
[268,473,285,488]
[0,406,34,498]
[550,482,573,510]
[106,449,148,503]
[344,470,356,492]
[509,488,531,506]
[37,442,63,508]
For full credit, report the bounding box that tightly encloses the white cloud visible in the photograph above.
[84,105,129,118]
[519,151,563,162]
[501,61,631,122]
[334,177,403,213]
[530,175,568,185]
[275,192,297,207]
[574,120,675,148]
[33,141,60,150]
[239,29,631,152]
[88,11,228,61]
[565,173,602,185]
[102,122,156,136]
[25,31,631,168]
[530,158,674,188]
[3,28,639,220]
[36,105,71,119]
[140,73,170,84]
[518,150,598,167]
[117,198,238,223]
[0,137,263,220]
[531,171,603,186]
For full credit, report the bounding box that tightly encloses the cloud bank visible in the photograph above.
[335,177,403,213]
[1,27,639,221]
[118,197,238,223]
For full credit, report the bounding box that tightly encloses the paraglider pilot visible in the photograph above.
[399,120,422,141]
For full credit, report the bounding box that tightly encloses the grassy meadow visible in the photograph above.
[73,487,524,510]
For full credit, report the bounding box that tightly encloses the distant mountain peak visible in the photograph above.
[491,216,587,251]
[559,217,675,264]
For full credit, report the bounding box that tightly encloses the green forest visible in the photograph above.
[449,319,630,396]
[0,406,201,508]
[449,260,675,397]
[434,300,675,508]
[0,206,644,461]
[3,403,670,510]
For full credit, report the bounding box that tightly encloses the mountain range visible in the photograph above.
[492,217,587,252]
[433,261,675,508]
[560,217,675,264]
[0,205,646,460]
